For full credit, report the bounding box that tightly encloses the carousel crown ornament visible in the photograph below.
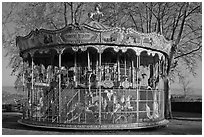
[16,4,171,130]
[89,4,104,22]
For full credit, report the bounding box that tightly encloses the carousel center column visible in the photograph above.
[56,47,65,123]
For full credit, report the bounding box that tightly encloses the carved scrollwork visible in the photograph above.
[72,47,79,52]
[132,47,143,56]
[121,47,127,53]
[80,46,87,52]
[55,47,65,55]
[113,46,120,53]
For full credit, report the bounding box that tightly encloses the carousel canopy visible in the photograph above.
[16,20,172,57]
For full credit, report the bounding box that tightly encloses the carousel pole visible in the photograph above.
[158,59,161,110]
[136,54,140,122]
[22,61,25,91]
[22,59,25,119]
[88,50,90,71]
[31,57,34,91]
[59,51,61,123]
[124,53,127,77]
[74,52,77,87]
[87,50,93,103]
[132,60,134,88]
[31,54,34,120]
[57,48,64,123]
[99,50,102,125]
[164,57,166,76]
[117,52,120,82]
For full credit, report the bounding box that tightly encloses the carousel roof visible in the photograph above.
[16,20,172,56]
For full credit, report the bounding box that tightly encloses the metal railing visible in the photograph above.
[23,86,164,124]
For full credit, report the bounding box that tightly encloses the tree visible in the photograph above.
[178,74,192,97]
[3,2,202,119]
[177,66,192,96]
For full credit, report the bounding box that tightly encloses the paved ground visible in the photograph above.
[2,112,202,135]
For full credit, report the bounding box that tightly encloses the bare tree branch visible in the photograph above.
[167,2,189,74]
[3,6,14,26]
[64,2,68,26]
[174,45,202,59]
[186,5,201,17]
[170,3,185,40]
[67,2,72,6]
[68,2,74,24]
[144,3,158,20]
[74,3,84,24]
[129,12,138,30]
[181,27,201,40]
[179,35,201,46]
[50,20,58,29]
[138,11,144,33]
[174,3,189,45]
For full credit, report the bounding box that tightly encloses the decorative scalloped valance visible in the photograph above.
[16,21,172,57]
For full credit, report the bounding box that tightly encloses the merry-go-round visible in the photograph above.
[16,8,172,130]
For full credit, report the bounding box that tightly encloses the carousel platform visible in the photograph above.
[17,119,168,130]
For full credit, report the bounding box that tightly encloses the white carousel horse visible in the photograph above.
[125,95,133,110]
[65,102,83,123]
[89,4,104,21]
[146,90,159,119]
[104,89,114,101]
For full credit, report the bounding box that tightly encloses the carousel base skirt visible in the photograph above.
[18,119,168,130]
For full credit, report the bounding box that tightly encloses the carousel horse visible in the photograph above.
[104,90,114,101]
[146,89,159,119]
[65,102,84,123]
[111,101,128,124]
[103,90,114,112]
[125,95,133,110]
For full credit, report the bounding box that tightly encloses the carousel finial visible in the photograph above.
[89,3,104,22]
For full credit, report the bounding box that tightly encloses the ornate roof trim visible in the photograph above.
[16,21,172,56]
